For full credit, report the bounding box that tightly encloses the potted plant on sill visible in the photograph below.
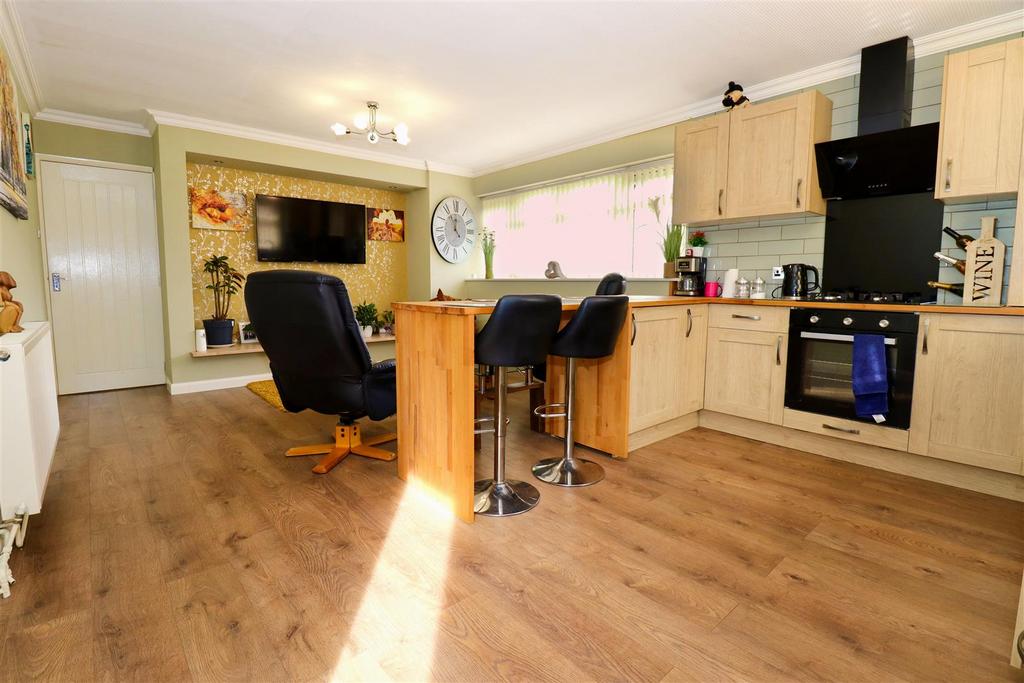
[687,229,708,257]
[202,254,245,347]
[354,301,378,339]
[659,224,684,278]
[378,309,395,336]
[481,227,496,280]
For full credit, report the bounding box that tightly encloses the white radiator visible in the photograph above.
[0,322,60,519]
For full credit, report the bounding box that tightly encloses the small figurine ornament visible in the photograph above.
[722,81,751,110]
[0,271,25,334]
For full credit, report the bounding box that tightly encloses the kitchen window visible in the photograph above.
[481,160,673,279]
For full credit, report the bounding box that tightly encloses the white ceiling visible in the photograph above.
[12,1,1024,175]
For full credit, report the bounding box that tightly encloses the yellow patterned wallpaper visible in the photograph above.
[187,162,407,329]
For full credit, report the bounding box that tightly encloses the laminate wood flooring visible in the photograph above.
[0,386,1021,682]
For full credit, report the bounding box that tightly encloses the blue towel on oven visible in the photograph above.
[852,334,888,418]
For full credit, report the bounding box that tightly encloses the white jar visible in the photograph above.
[736,277,751,299]
[752,276,767,299]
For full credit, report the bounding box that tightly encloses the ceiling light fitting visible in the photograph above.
[331,101,409,146]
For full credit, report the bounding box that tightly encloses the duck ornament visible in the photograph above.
[722,81,751,110]
[0,271,24,335]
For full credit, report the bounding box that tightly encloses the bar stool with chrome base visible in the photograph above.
[474,295,562,516]
[532,295,629,487]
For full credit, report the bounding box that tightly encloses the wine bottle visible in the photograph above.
[943,227,975,250]
[933,251,967,274]
[928,280,964,297]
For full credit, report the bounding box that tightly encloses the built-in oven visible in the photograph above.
[784,308,918,429]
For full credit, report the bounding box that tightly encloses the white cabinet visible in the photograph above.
[0,323,60,519]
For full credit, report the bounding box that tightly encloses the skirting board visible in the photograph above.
[629,412,700,452]
[167,372,272,395]
[699,410,1024,502]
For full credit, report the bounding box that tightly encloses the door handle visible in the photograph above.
[732,313,761,321]
[717,188,724,216]
[0,349,10,362]
[922,318,929,355]
[823,423,860,435]
[776,335,782,365]
[795,178,802,208]
[630,313,637,346]
[686,308,693,338]
[944,158,952,192]
[51,272,66,292]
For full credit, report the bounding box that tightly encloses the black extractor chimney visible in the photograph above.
[857,36,915,135]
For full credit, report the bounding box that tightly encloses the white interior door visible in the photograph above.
[40,160,165,394]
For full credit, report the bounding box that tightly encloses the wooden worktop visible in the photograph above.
[392,296,1024,316]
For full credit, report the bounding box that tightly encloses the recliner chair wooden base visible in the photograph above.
[286,422,397,474]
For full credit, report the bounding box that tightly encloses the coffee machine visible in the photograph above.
[674,256,707,296]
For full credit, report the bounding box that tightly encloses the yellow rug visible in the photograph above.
[247,379,285,412]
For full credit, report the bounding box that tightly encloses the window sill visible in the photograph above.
[465,277,676,283]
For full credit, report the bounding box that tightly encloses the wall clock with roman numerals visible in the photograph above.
[431,196,476,264]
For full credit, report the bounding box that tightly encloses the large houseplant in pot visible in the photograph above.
[202,254,245,347]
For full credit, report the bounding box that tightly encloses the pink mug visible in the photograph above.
[704,281,722,297]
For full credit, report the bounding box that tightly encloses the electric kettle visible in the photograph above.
[780,263,820,299]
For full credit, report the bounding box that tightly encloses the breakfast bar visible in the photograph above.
[394,295,1024,522]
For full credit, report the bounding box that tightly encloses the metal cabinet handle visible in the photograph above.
[0,349,9,362]
[795,178,802,208]
[776,335,782,365]
[717,188,724,216]
[944,158,952,192]
[732,313,761,321]
[922,318,929,355]
[686,308,693,338]
[630,313,637,346]
[823,423,860,435]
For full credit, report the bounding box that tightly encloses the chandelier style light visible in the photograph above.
[331,101,409,145]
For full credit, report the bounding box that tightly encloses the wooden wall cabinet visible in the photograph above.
[672,90,832,226]
[672,113,730,224]
[703,308,788,424]
[935,37,1023,202]
[629,305,706,432]
[908,314,1024,474]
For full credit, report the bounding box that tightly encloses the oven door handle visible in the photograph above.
[799,331,897,346]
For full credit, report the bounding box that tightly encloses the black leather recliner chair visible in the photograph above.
[244,270,397,474]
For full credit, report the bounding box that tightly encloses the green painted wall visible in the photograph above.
[33,119,154,167]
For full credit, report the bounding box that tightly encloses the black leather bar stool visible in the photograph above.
[475,295,562,516]
[533,295,629,487]
[596,272,627,295]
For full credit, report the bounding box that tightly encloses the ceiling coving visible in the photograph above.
[10,1,1024,175]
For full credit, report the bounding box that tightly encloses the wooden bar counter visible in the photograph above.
[394,296,1024,522]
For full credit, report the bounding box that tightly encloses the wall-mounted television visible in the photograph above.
[255,195,366,264]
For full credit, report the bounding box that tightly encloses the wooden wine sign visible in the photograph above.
[963,216,1005,306]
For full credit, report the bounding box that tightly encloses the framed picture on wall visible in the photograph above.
[367,208,405,242]
[189,186,248,231]
[0,48,28,219]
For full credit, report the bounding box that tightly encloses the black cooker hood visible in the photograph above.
[815,36,939,200]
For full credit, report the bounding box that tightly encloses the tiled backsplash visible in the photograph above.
[691,35,1019,304]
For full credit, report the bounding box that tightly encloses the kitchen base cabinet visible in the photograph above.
[629,305,707,433]
[704,327,787,425]
[909,314,1024,474]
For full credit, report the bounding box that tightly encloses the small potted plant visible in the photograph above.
[687,229,708,257]
[378,310,395,336]
[659,224,684,278]
[481,227,496,280]
[202,254,245,347]
[354,301,378,339]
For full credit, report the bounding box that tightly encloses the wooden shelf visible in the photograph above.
[191,333,396,358]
